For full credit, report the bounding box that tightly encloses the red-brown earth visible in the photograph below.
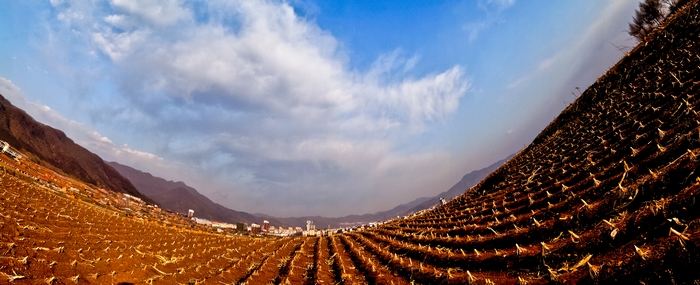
[2,0,700,284]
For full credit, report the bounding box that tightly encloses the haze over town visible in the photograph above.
[0,0,643,217]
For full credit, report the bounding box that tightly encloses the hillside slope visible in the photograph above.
[0,94,145,199]
[367,1,700,283]
[2,1,700,284]
[111,153,512,228]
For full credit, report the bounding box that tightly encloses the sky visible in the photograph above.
[0,0,643,217]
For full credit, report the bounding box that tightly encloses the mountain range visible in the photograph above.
[0,92,513,228]
[264,154,513,228]
[110,156,512,228]
[107,161,280,225]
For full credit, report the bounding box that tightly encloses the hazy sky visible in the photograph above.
[0,0,642,217]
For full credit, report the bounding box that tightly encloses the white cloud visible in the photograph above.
[487,0,516,10]
[0,76,166,174]
[464,0,516,42]
[371,66,468,124]
[104,14,135,30]
[109,0,190,26]
[57,9,84,23]
[403,55,420,72]
[94,1,468,126]
[0,77,23,102]
[41,0,472,216]
[49,0,65,7]
[91,28,149,61]
[462,21,489,42]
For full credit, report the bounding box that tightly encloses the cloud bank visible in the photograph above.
[42,0,471,216]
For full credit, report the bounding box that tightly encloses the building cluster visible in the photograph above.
[181,204,407,237]
[0,140,22,160]
[0,140,91,198]
[0,142,197,228]
[264,225,305,237]
[195,217,305,236]
[0,140,366,235]
[184,211,350,237]
[0,139,408,237]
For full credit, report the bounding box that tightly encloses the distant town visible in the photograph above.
[190,212,386,237]
[1,139,392,237]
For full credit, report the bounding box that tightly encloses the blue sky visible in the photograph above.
[0,0,642,217]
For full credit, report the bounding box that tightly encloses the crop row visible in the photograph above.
[2,1,700,284]
[360,1,700,283]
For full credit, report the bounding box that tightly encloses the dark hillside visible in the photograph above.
[0,94,145,199]
[366,1,700,283]
[108,161,278,225]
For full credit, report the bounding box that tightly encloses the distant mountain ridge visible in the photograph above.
[0,88,513,228]
[404,154,515,214]
[108,161,278,225]
[268,154,514,228]
[110,154,514,228]
[0,94,146,200]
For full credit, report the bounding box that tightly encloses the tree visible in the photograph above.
[628,0,687,42]
[628,0,664,41]
[666,0,691,14]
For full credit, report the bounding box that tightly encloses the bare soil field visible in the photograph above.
[2,0,700,284]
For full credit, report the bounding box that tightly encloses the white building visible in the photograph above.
[0,140,22,160]
[194,218,212,226]
[212,222,235,229]
[123,193,143,203]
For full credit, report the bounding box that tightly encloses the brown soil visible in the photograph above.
[1,0,700,284]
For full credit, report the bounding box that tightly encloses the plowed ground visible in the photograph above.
[2,0,700,284]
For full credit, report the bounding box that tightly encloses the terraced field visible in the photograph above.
[2,0,700,284]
